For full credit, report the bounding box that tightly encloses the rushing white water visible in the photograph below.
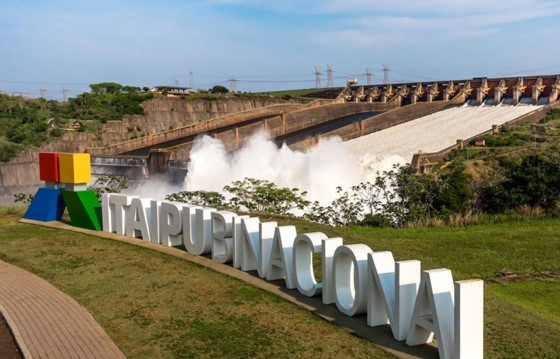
[347,102,542,161]
[185,130,404,205]
[183,101,542,205]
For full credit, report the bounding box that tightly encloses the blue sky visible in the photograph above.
[1,0,560,99]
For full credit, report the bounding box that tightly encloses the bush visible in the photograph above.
[13,192,34,204]
[0,142,22,162]
[479,155,560,214]
[360,213,392,227]
[165,191,226,208]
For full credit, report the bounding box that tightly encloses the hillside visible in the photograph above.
[1,210,559,358]
[0,90,287,202]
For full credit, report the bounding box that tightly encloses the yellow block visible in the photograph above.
[58,153,91,184]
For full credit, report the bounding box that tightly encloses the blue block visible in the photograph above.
[23,188,65,221]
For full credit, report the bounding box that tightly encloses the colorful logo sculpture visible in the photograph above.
[23,152,102,230]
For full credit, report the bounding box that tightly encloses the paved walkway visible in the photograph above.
[0,259,126,359]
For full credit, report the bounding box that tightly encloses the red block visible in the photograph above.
[39,152,59,182]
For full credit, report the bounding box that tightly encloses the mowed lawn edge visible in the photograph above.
[0,213,395,359]
[2,209,560,358]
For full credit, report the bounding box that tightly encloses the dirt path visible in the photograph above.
[486,271,560,284]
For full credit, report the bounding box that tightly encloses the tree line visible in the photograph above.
[165,154,560,227]
[0,82,153,162]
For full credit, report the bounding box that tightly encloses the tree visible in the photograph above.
[223,177,309,215]
[89,82,124,95]
[88,176,130,199]
[209,85,229,94]
[165,190,226,208]
[477,155,560,213]
[13,192,34,205]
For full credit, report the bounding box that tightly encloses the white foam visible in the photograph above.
[183,102,542,206]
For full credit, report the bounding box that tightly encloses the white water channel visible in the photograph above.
[183,100,544,205]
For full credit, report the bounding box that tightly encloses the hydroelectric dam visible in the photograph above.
[84,74,560,189]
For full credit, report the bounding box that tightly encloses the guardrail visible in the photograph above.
[87,99,335,156]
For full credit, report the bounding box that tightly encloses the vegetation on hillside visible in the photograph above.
[0,82,319,163]
[164,109,560,228]
[0,82,153,162]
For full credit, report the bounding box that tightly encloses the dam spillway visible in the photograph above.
[346,98,546,164]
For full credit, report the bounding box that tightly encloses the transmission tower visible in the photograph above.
[383,64,390,84]
[229,77,238,93]
[366,68,373,86]
[189,71,194,89]
[175,79,179,86]
[314,67,322,89]
[39,87,47,98]
[62,87,68,102]
[326,64,334,88]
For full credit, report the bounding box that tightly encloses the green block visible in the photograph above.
[62,190,102,231]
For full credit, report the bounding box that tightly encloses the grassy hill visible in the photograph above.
[1,208,558,358]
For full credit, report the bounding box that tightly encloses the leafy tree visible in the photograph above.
[88,176,130,199]
[89,82,124,95]
[477,155,560,214]
[165,190,226,208]
[304,187,366,227]
[13,192,34,205]
[209,85,229,94]
[223,177,309,215]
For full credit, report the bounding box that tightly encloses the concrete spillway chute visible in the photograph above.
[476,78,490,105]
[355,86,366,102]
[393,84,410,106]
[494,79,508,104]
[427,83,439,102]
[451,81,473,103]
[550,76,560,103]
[532,77,545,104]
[381,84,395,103]
[411,83,425,104]
[443,81,457,101]
[513,77,526,105]
[339,86,353,101]
[368,86,381,102]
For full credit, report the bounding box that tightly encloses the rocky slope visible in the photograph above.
[0,97,285,202]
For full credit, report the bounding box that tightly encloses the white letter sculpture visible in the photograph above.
[293,232,326,297]
[367,252,421,340]
[454,279,484,359]
[125,198,152,240]
[266,226,298,289]
[333,244,372,316]
[211,211,237,263]
[184,207,215,255]
[407,269,455,359]
[159,202,183,247]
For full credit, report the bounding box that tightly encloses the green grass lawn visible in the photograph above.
[488,279,560,324]
[0,210,393,359]
[1,208,560,358]
[268,215,560,280]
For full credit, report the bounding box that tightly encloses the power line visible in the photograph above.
[229,77,238,92]
[366,68,373,86]
[189,71,194,89]
[314,66,322,89]
[383,64,390,85]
